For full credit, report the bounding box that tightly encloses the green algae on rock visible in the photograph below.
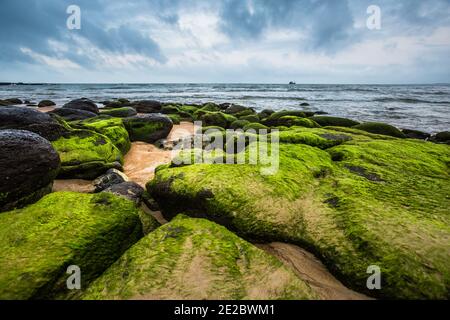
[123,114,173,143]
[100,107,137,118]
[147,129,450,299]
[52,129,123,179]
[276,116,320,128]
[309,116,360,128]
[0,192,152,300]
[353,122,406,138]
[70,116,131,154]
[83,214,317,300]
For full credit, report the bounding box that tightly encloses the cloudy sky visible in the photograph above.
[1,0,449,83]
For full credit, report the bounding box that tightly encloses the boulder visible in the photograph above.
[63,98,99,114]
[0,192,150,299]
[0,106,68,141]
[38,100,56,108]
[239,115,260,123]
[401,129,431,140]
[224,104,248,115]
[430,131,450,144]
[276,116,320,128]
[258,109,275,119]
[123,114,173,143]
[262,110,306,126]
[0,130,60,212]
[308,116,360,128]
[4,98,23,105]
[49,108,98,121]
[93,168,129,192]
[83,215,317,300]
[148,130,450,299]
[70,117,131,154]
[102,182,145,205]
[230,119,250,130]
[100,107,137,118]
[353,122,405,138]
[52,130,123,179]
[133,100,162,113]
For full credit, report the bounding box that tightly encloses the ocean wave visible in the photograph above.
[372,97,450,104]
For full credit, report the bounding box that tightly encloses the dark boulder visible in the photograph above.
[123,114,173,143]
[49,108,98,121]
[0,130,60,212]
[402,129,431,140]
[63,98,99,114]
[258,109,275,119]
[430,131,450,144]
[300,102,310,106]
[4,98,23,105]
[38,100,56,108]
[102,182,145,205]
[133,100,162,113]
[224,104,248,115]
[353,122,406,138]
[100,107,137,118]
[0,106,67,141]
[93,169,129,192]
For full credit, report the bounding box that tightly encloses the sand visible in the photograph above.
[256,242,371,300]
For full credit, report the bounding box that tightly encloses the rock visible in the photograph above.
[300,102,310,106]
[0,192,149,299]
[70,116,131,154]
[63,98,99,114]
[83,215,317,300]
[103,182,145,205]
[93,168,129,192]
[239,115,260,123]
[133,100,162,113]
[4,98,23,105]
[224,104,249,115]
[100,107,137,118]
[230,119,250,130]
[199,112,237,129]
[160,105,180,114]
[38,100,56,108]
[0,130,60,212]
[273,127,353,149]
[276,116,320,128]
[243,122,269,132]
[148,129,450,299]
[430,131,450,144]
[309,116,360,127]
[258,109,275,119]
[52,129,123,179]
[49,108,98,121]
[0,106,68,141]
[123,114,173,143]
[262,110,306,126]
[353,122,405,138]
[402,129,431,140]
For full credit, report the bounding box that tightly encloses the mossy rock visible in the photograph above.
[258,109,275,119]
[161,105,180,114]
[148,136,450,299]
[239,115,260,123]
[200,126,226,134]
[431,131,450,144]
[70,117,131,154]
[243,122,269,132]
[272,128,352,149]
[262,110,306,126]
[100,107,137,118]
[199,112,236,129]
[309,116,360,128]
[234,109,256,118]
[167,114,181,124]
[0,192,153,299]
[123,115,173,143]
[201,102,221,112]
[353,122,405,138]
[83,214,317,300]
[230,119,250,130]
[276,116,320,128]
[52,129,123,179]
[178,105,200,115]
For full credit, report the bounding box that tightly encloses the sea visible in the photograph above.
[1,83,449,133]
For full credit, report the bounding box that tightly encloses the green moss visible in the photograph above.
[276,116,320,128]
[234,109,256,118]
[230,119,250,130]
[200,112,236,129]
[309,116,360,127]
[352,122,406,138]
[83,214,317,300]
[123,116,172,143]
[243,123,270,132]
[148,136,450,299]
[167,114,181,124]
[0,192,146,299]
[179,105,200,115]
[201,102,221,112]
[161,105,180,114]
[239,115,260,123]
[52,129,123,179]
[262,110,306,126]
[70,117,131,154]
[200,126,226,133]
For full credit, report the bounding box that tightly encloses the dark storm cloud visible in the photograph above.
[0,0,167,66]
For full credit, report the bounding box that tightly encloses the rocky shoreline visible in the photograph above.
[0,97,449,299]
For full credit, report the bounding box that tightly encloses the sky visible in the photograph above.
[0,0,449,84]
